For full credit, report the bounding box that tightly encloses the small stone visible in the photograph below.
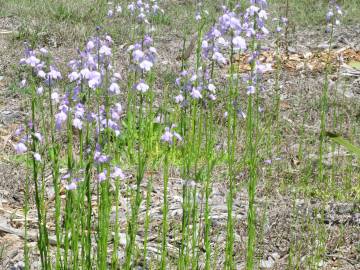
[13,261,25,270]
[260,257,275,269]
[271,252,280,260]
[2,110,11,115]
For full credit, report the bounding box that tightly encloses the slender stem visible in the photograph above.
[160,148,169,269]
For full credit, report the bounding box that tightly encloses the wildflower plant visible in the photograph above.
[319,0,342,183]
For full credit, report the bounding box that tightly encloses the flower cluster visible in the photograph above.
[128,35,157,72]
[242,1,271,95]
[54,35,123,134]
[194,2,209,22]
[97,166,125,183]
[19,44,62,87]
[13,122,43,162]
[62,164,125,190]
[107,2,123,18]
[127,0,164,24]
[201,2,270,67]
[174,68,217,105]
[161,125,182,144]
[62,171,84,191]
[97,103,123,136]
[68,35,115,91]
[326,1,342,31]
[128,35,157,93]
[201,8,248,65]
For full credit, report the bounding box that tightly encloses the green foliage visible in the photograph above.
[326,132,360,159]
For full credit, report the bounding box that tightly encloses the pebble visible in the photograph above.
[10,261,25,270]
[260,257,275,269]
[271,252,280,260]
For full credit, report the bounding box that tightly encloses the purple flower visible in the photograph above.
[79,68,90,79]
[173,131,182,142]
[190,74,197,82]
[128,3,135,12]
[94,150,111,164]
[99,45,112,56]
[111,167,125,179]
[229,17,241,29]
[112,72,121,81]
[133,49,145,62]
[48,67,62,80]
[26,56,40,67]
[161,126,182,144]
[109,82,120,94]
[114,103,122,114]
[33,152,41,162]
[212,52,227,65]
[15,142,27,154]
[65,182,77,190]
[143,35,153,46]
[261,26,269,35]
[149,47,157,55]
[137,12,146,22]
[216,37,229,48]
[175,94,184,103]
[191,88,202,99]
[232,36,247,51]
[74,103,85,118]
[256,63,272,74]
[161,127,173,143]
[39,48,48,55]
[88,71,101,89]
[208,83,216,92]
[51,92,60,104]
[116,5,122,13]
[38,70,46,79]
[34,132,42,142]
[72,118,83,130]
[195,12,202,21]
[209,94,216,100]
[247,85,256,95]
[62,172,71,180]
[139,60,153,71]
[20,79,27,88]
[202,40,209,49]
[264,159,272,165]
[55,111,67,129]
[326,10,334,21]
[68,71,80,82]
[15,127,24,136]
[111,111,120,121]
[248,5,260,16]
[86,40,95,51]
[258,9,268,19]
[136,81,149,93]
[98,170,107,182]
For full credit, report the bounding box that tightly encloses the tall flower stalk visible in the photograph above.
[319,1,342,183]
[244,1,270,268]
